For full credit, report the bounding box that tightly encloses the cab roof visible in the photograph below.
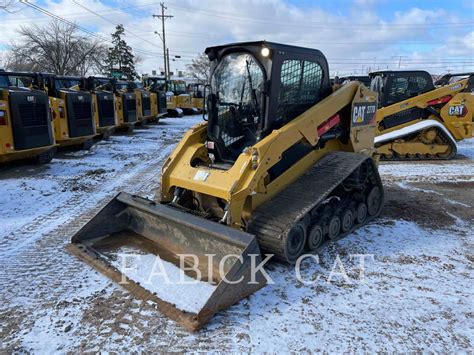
[205,40,326,59]
[369,70,430,77]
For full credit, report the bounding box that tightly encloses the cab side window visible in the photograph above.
[387,74,432,105]
[276,59,323,127]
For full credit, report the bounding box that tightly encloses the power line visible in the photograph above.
[18,0,161,57]
[168,4,474,29]
[72,0,162,52]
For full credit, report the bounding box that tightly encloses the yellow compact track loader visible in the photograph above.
[370,70,473,160]
[143,76,179,117]
[69,41,384,331]
[142,76,169,119]
[83,77,117,139]
[169,79,199,115]
[41,74,96,149]
[0,70,56,164]
[129,81,157,124]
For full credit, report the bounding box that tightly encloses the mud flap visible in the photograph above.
[67,192,267,331]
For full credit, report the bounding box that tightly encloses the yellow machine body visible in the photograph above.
[161,82,377,228]
[0,73,56,164]
[49,92,96,147]
[0,93,55,163]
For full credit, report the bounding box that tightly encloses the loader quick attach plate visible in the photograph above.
[67,193,267,331]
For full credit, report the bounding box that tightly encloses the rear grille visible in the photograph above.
[72,102,92,121]
[142,97,151,112]
[126,99,136,110]
[125,99,137,122]
[19,103,48,127]
[98,100,115,119]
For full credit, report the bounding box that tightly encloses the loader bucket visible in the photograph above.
[67,192,267,331]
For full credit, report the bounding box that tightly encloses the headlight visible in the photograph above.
[0,110,5,117]
[261,47,270,57]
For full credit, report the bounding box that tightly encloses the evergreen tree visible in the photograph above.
[105,25,138,80]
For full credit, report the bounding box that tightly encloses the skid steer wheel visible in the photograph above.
[33,148,56,164]
[367,186,382,216]
[82,140,94,150]
[284,222,307,263]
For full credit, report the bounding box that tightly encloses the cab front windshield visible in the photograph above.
[95,79,113,91]
[173,81,186,94]
[210,52,264,160]
[148,78,166,91]
[55,79,80,89]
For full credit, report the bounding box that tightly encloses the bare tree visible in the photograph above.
[186,53,211,84]
[0,0,22,13]
[6,20,107,76]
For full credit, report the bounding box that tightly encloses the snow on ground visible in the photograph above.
[108,246,217,314]
[0,125,473,352]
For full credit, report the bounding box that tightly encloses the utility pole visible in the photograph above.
[392,55,408,69]
[153,3,173,80]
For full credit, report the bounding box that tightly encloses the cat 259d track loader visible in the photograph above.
[370,70,473,160]
[68,41,384,331]
[0,70,56,164]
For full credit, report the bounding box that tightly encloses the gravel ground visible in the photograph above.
[0,118,472,352]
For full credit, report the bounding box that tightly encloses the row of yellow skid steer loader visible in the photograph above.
[65,41,472,331]
[0,71,170,164]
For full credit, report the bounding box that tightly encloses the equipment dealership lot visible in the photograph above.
[0,116,472,352]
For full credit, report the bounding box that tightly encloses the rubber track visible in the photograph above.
[247,151,383,262]
[378,127,457,161]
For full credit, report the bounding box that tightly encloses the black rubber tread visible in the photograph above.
[247,151,384,263]
[33,148,56,164]
[378,126,457,161]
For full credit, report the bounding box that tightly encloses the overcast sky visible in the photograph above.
[1,0,473,76]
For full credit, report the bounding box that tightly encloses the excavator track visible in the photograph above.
[248,152,384,263]
[378,127,457,161]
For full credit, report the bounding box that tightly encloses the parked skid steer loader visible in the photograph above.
[83,77,117,138]
[169,79,199,115]
[68,41,384,331]
[41,74,96,149]
[142,76,169,118]
[370,70,473,160]
[0,70,56,164]
[129,81,157,124]
[114,79,138,131]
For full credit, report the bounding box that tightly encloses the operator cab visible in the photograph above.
[205,41,331,162]
[369,70,434,107]
[170,80,187,95]
[144,77,167,92]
